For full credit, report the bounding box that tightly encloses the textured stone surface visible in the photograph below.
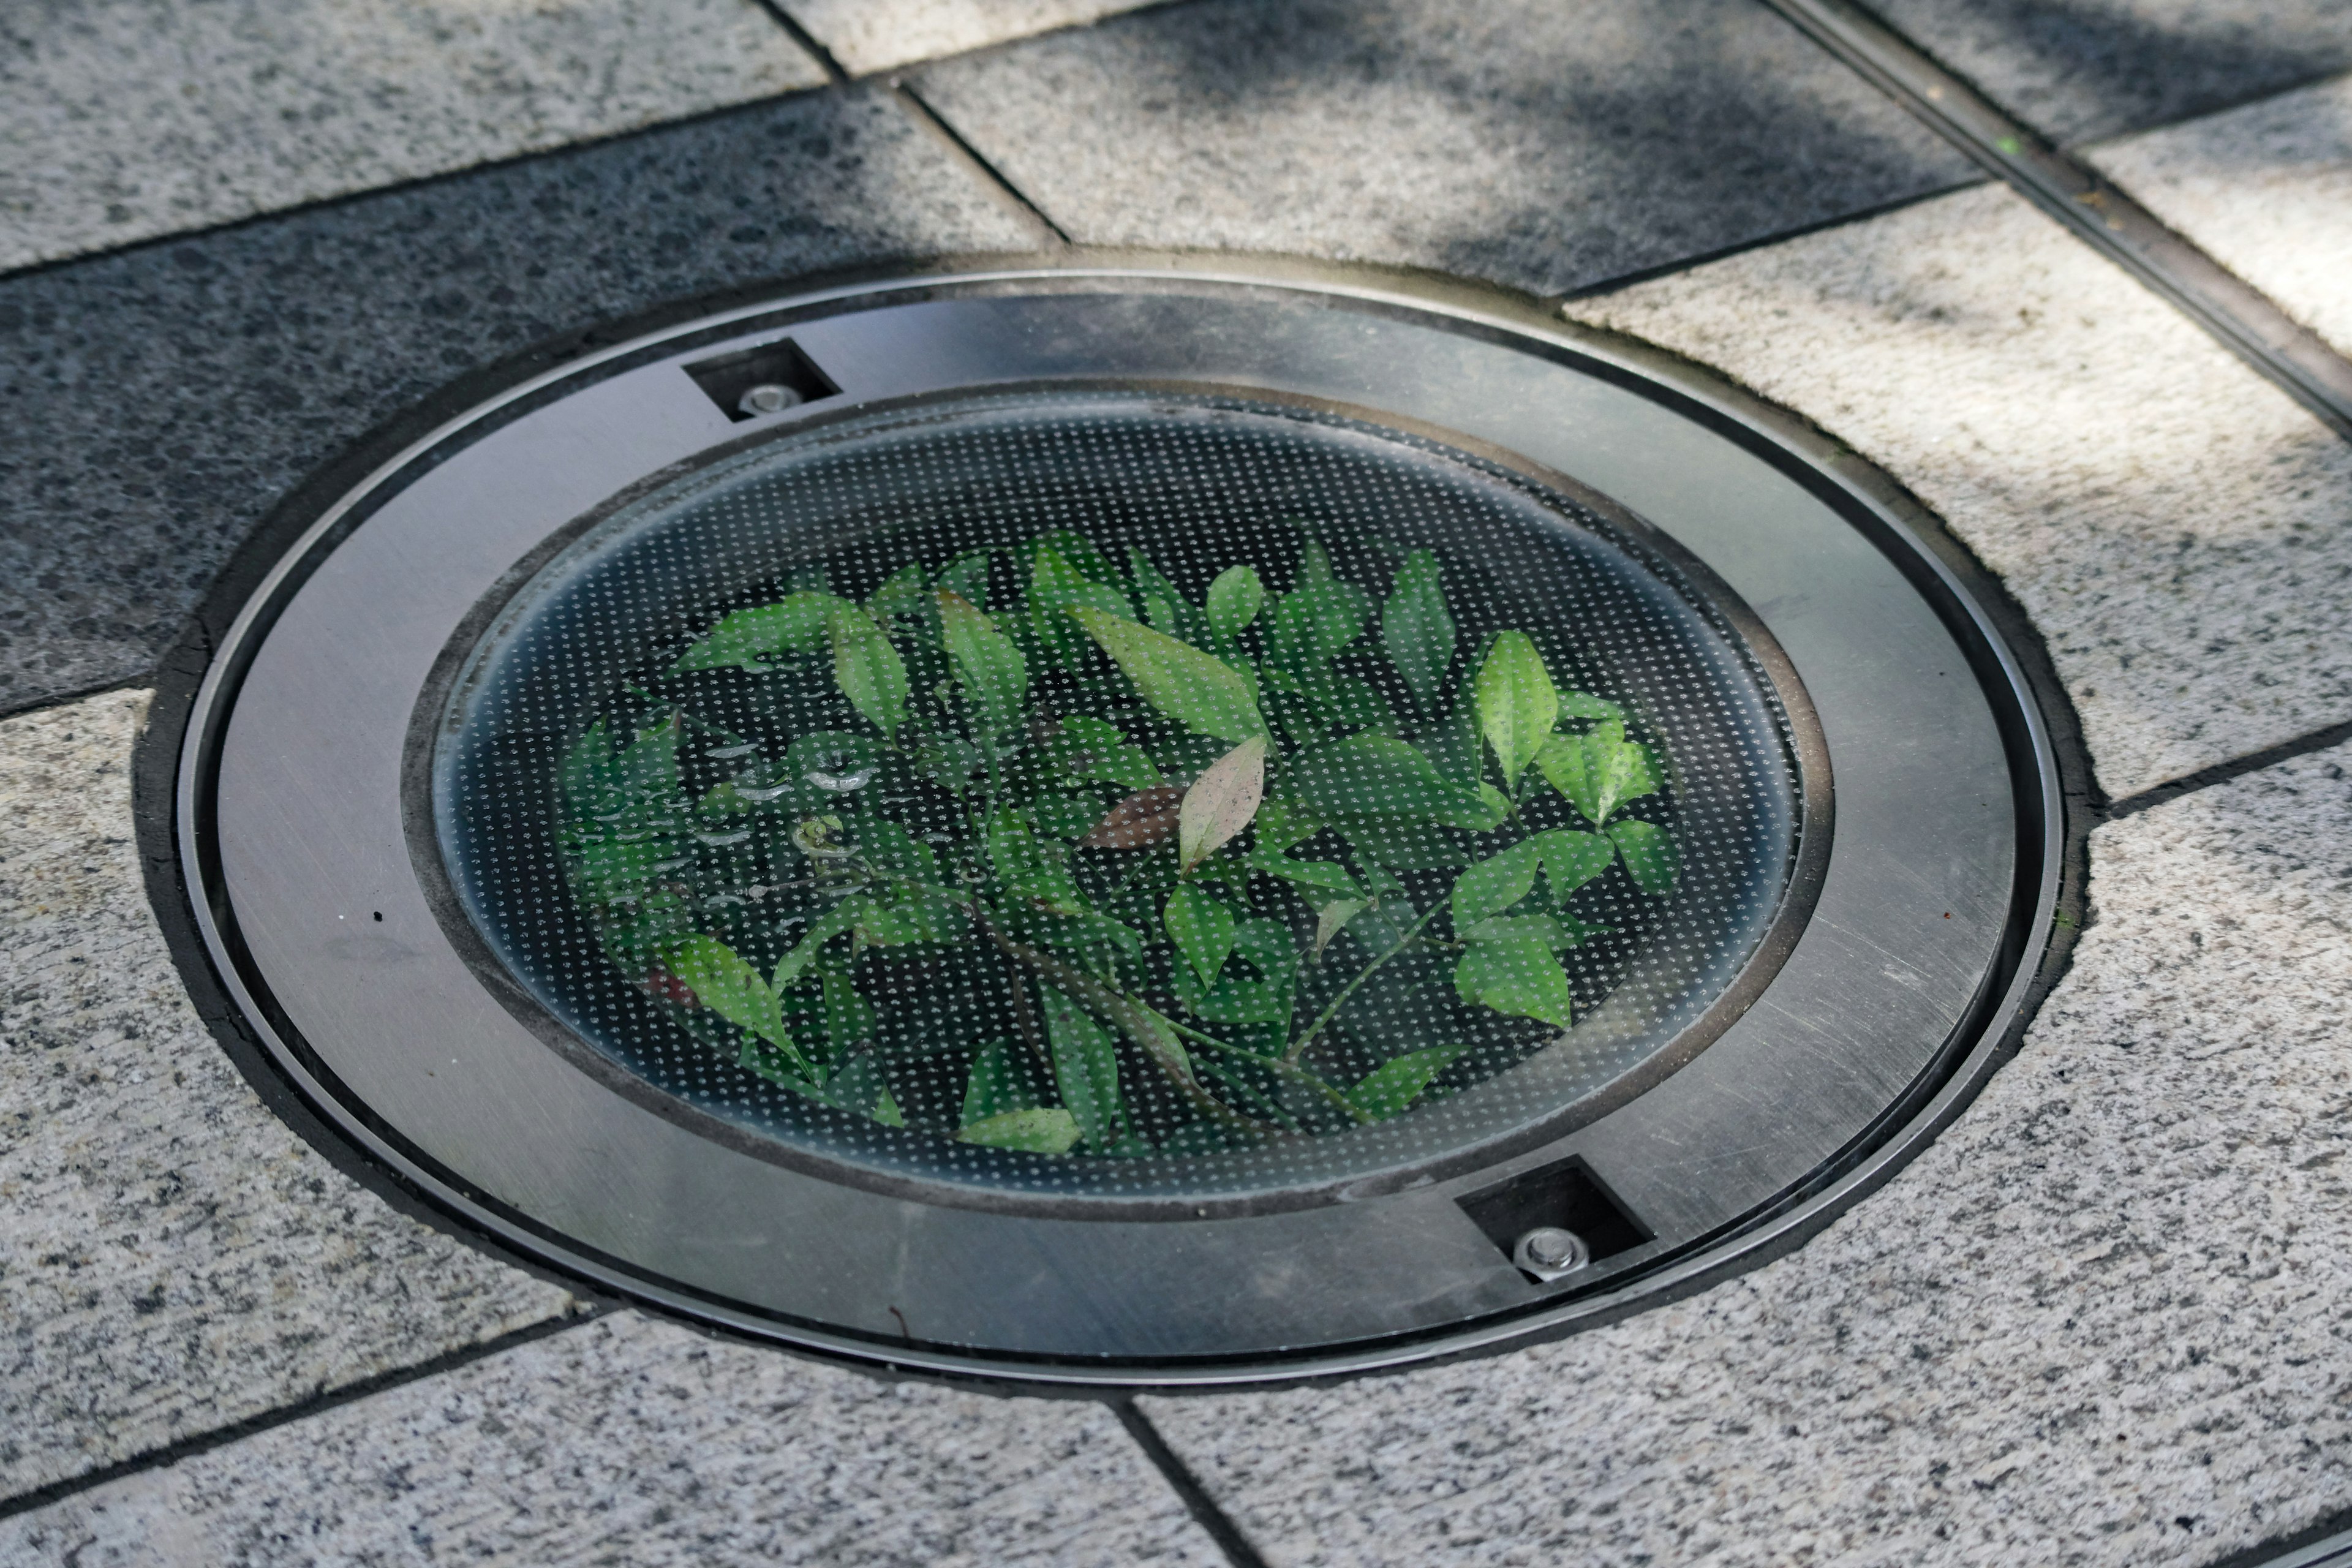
[0,85,1036,715]
[913,0,1977,296]
[0,692,580,1501]
[2091,72,2352,359]
[0,1311,1225,1566]
[0,0,824,273]
[1143,739,2352,1566]
[1566,182,2352,801]
[1870,0,2352,145]
[782,0,1165,74]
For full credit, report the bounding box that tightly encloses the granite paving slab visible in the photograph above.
[780,0,1167,75]
[0,1311,1227,1567]
[0,0,826,273]
[2090,72,2352,360]
[0,84,1038,717]
[910,0,1978,298]
[0,690,582,1502]
[1140,737,2352,1567]
[1867,0,2352,146]
[1564,181,2352,801]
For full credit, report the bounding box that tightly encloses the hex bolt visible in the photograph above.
[739,382,804,417]
[1512,1225,1590,1281]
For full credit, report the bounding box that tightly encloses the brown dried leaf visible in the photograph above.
[1077,784,1185,850]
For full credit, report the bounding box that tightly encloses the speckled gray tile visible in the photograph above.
[0,691,582,1501]
[0,0,826,272]
[911,0,1977,296]
[0,1311,1226,1567]
[2090,72,2352,359]
[0,85,1036,716]
[1566,182,2352,801]
[1141,738,2352,1567]
[781,0,1166,74]
[1869,0,2352,145]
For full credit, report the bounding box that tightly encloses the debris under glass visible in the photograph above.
[434,392,1800,1200]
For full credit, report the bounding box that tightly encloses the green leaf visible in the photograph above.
[1251,799,1322,855]
[662,933,810,1076]
[1534,827,1616,903]
[827,598,909,737]
[987,808,1088,915]
[1206,565,1267,645]
[1282,734,1489,821]
[1381,549,1457,715]
[1041,986,1128,1150]
[1182,918,1298,1027]
[671,594,835,673]
[935,549,993,610]
[1453,937,1575,1031]
[1455,914,1586,949]
[1128,548,1210,647]
[1243,851,1362,900]
[771,900,866,992]
[959,1038,1036,1125]
[1609,818,1681,895]
[1424,697,1485,790]
[936,589,1029,740]
[1534,718,1657,826]
[867,563,929,622]
[1449,839,1547,927]
[1179,735,1266,872]
[1052,717,1163,791]
[957,1106,1082,1154]
[1265,576,1370,687]
[1163,884,1236,986]
[873,1088,906,1127]
[1028,529,1122,587]
[1559,690,1624,724]
[1069,606,1268,743]
[821,970,877,1057]
[1346,1045,1464,1121]
[1475,630,1559,790]
[1313,897,1368,958]
[1031,548,1134,666]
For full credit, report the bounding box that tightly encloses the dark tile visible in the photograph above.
[1869,0,2352,145]
[0,86,1036,713]
[913,0,1979,296]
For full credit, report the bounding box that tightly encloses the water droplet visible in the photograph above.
[805,761,875,793]
[695,828,753,846]
[736,780,794,802]
[706,742,757,760]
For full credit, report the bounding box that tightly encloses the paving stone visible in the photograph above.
[1141,738,2352,1567]
[1869,0,2352,145]
[0,85,1036,716]
[1564,181,2352,801]
[0,0,825,273]
[2090,72,2352,360]
[0,1311,1226,1567]
[911,0,1977,297]
[0,691,583,1501]
[781,0,1166,75]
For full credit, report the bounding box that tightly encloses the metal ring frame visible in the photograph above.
[167,263,2066,1384]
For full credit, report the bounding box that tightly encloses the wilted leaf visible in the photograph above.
[1283,734,1489,821]
[1078,784,1185,850]
[937,589,1028,740]
[1453,936,1575,1031]
[671,593,836,673]
[1206,564,1267,645]
[1534,718,1658,826]
[827,598,909,737]
[1069,606,1268,743]
[1346,1044,1463,1121]
[1475,630,1559,790]
[958,1106,1082,1153]
[1609,818,1681,894]
[1042,986,1128,1150]
[1164,884,1236,986]
[1180,735,1266,872]
[1382,550,1457,715]
[1450,839,1547,927]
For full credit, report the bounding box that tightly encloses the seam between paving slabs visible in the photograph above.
[1755,0,2352,440]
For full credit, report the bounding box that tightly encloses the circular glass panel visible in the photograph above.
[432,391,1802,1202]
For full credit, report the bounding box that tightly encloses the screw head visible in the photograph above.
[738,382,803,417]
[1512,1226,1589,1280]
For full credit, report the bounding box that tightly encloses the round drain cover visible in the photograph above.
[173,268,2060,1379]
